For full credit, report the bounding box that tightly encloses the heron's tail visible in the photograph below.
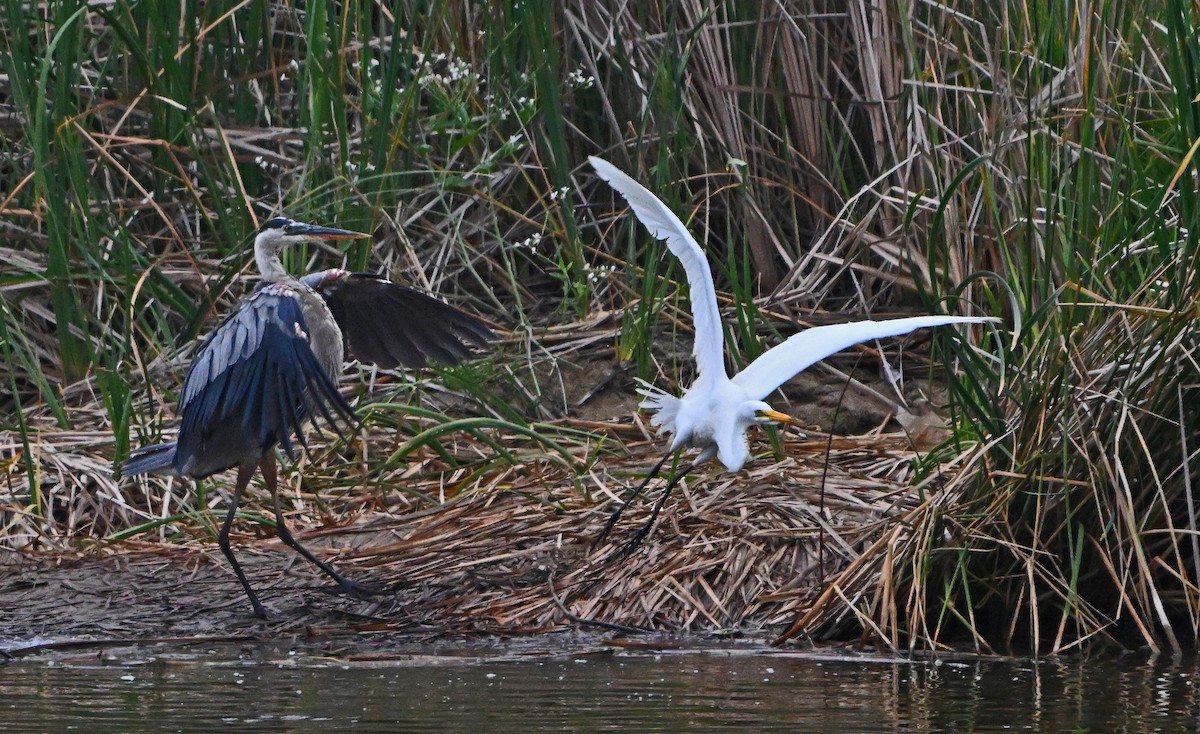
[120,443,178,477]
[635,378,681,437]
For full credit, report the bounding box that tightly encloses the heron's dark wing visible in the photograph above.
[174,283,357,476]
[301,271,493,370]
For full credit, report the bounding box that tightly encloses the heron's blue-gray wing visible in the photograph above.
[301,271,493,370]
[174,283,357,477]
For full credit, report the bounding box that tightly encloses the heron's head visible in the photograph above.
[253,217,369,277]
[254,217,368,254]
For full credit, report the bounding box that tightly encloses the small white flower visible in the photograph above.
[567,68,595,89]
[513,232,543,251]
[446,59,472,82]
[583,263,617,283]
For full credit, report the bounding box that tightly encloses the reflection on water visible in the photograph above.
[2,642,1198,732]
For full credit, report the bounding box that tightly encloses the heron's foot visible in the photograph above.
[333,576,386,598]
[244,593,270,620]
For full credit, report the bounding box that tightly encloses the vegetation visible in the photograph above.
[1,0,1199,654]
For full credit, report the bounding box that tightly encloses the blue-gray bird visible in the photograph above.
[122,217,493,617]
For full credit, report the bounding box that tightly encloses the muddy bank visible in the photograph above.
[2,331,966,654]
[1,427,930,653]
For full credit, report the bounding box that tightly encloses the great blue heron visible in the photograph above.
[588,157,996,555]
[122,217,493,617]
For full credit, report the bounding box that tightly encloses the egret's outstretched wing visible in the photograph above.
[175,283,357,477]
[589,156,727,382]
[301,270,493,370]
[731,315,995,401]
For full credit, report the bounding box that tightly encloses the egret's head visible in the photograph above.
[744,400,797,428]
[713,400,799,472]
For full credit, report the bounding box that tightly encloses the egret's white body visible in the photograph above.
[589,155,995,550]
[640,373,757,471]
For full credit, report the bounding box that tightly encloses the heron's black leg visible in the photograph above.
[262,453,376,596]
[218,464,267,619]
[618,460,702,558]
[593,449,675,550]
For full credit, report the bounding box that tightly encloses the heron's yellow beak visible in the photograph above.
[757,408,797,426]
[295,223,370,240]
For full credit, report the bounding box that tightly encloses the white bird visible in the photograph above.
[588,156,995,553]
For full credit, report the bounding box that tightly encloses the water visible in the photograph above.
[2,641,1197,732]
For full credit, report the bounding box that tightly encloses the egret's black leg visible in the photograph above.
[218,464,267,618]
[593,450,675,549]
[262,453,377,596]
[618,461,701,558]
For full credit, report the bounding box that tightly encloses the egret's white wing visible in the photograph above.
[589,156,727,381]
[731,315,995,401]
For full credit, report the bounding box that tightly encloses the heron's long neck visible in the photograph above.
[254,242,288,282]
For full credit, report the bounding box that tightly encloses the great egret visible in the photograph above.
[123,217,492,617]
[588,156,994,553]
